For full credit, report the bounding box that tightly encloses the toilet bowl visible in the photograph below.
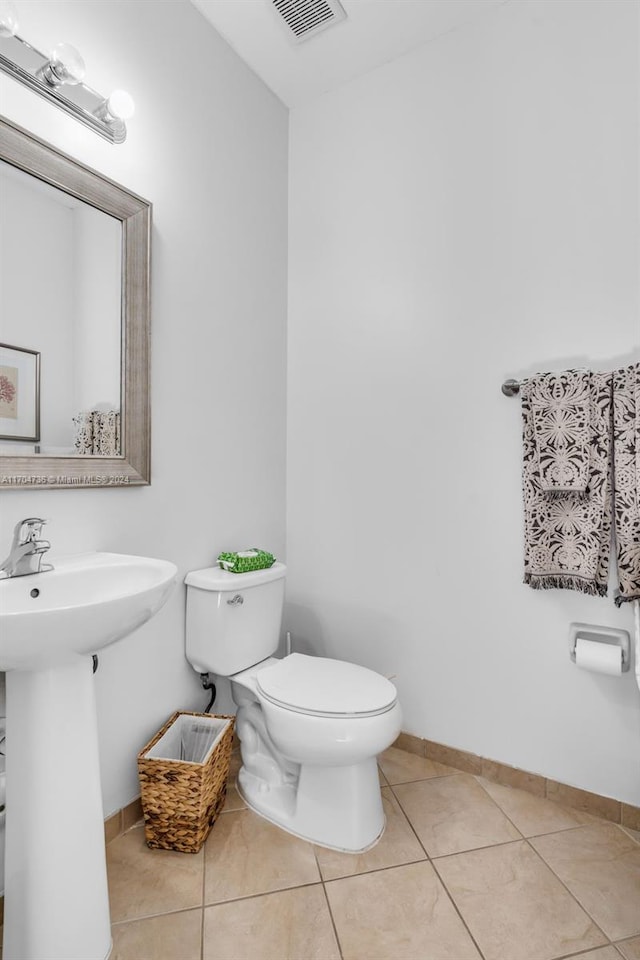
[185,563,402,852]
[246,653,399,765]
[230,653,401,851]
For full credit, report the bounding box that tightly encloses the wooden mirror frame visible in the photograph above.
[0,117,151,489]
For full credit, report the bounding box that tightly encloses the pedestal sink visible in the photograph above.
[0,552,178,960]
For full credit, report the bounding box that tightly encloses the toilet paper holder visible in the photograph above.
[568,622,630,672]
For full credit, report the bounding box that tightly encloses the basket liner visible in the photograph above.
[137,710,235,854]
[143,714,230,765]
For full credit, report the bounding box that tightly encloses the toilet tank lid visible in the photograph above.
[256,653,398,717]
[185,561,287,592]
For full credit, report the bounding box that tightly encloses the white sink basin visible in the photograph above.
[0,552,177,670]
[0,551,177,960]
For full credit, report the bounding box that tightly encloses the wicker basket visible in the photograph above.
[137,711,235,854]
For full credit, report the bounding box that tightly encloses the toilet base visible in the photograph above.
[237,757,386,853]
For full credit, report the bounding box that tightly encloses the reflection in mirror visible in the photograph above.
[0,160,122,457]
[0,118,150,489]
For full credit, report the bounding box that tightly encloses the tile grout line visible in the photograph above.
[469,776,616,947]
[465,775,617,866]
[426,853,489,960]
[312,845,345,960]
[389,776,527,862]
[348,777,492,960]
[202,879,325,911]
[384,781,431,861]
[511,821,612,840]
[206,794,629,959]
[474,775,640,850]
[452,773,524,841]
[111,905,206,928]
[321,883,345,960]
[472,774,619,839]
[546,944,621,960]
[400,737,634,829]
[316,852,433,884]
[426,830,616,960]
[386,765,623,959]
[385,779,488,960]
[522,836,614,947]
[617,823,640,846]
[611,942,633,959]
[319,856,447,881]
[113,881,330,929]
[379,769,463,788]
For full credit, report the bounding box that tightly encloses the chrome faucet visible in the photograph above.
[0,518,53,578]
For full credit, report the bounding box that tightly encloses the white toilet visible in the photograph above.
[185,562,401,852]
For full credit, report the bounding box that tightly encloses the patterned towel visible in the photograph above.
[613,362,640,605]
[73,410,120,456]
[529,370,591,496]
[522,372,613,596]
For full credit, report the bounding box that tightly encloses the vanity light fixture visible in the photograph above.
[94,89,136,124]
[0,0,18,37]
[0,2,134,143]
[38,42,87,88]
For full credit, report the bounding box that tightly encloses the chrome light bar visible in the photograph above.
[0,22,133,144]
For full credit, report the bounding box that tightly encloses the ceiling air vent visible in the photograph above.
[271,0,347,44]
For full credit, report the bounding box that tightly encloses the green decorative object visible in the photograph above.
[217,548,276,574]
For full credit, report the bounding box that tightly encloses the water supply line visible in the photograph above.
[200,673,216,713]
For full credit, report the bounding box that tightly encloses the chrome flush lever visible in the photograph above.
[227,594,244,606]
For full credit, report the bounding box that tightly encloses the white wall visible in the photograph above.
[0,0,288,815]
[288,0,640,804]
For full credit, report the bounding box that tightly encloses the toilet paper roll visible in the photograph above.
[575,637,622,676]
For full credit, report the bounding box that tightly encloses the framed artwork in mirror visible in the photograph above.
[0,343,40,443]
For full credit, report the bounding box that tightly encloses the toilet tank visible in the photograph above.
[184,562,286,676]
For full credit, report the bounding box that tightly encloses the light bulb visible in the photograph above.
[94,89,135,124]
[42,42,86,86]
[0,1,18,38]
[105,89,135,121]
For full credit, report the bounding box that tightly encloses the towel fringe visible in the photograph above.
[614,593,640,607]
[524,573,608,597]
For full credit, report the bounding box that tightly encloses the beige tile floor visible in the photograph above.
[104,746,640,960]
[102,748,640,960]
[9,746,638,960]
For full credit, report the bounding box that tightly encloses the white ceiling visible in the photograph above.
[190,0,505,109]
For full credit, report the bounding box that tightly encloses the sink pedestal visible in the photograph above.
[0,551,178,959]
[4,660,111,960]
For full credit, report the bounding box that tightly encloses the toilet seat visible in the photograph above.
[256,653,397,719]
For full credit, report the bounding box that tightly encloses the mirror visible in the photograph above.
[1,160,122,456]
[0,117,150,488]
